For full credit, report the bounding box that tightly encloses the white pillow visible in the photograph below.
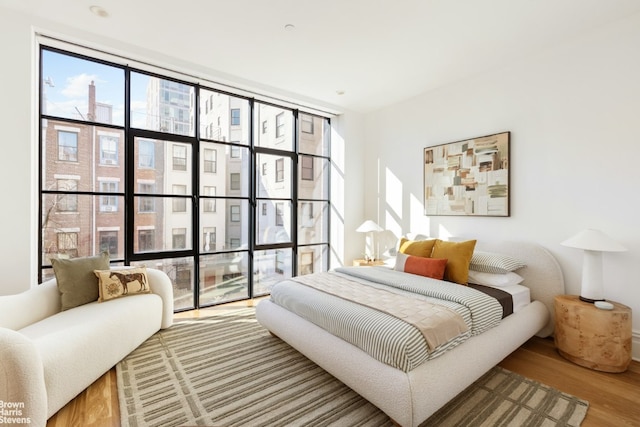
[469,251,526,274]
[467,270,524,287]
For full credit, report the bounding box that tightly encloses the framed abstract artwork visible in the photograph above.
[424,131,510,217]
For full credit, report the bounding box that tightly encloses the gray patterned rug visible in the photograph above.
[116,307,588,426]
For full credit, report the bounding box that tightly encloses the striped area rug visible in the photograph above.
[116,307,588,427]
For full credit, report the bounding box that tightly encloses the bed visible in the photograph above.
[255,240,564,427]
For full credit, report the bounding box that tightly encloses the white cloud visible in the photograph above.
[61,73,100,99]
[45,99,89,121]
[130,100,148,128]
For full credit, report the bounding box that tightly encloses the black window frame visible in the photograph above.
[38,44,332,313]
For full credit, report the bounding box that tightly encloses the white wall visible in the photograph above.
[330,111,367,269]
[364,12,640,359]
[0,9,38,294]
[0,6,366,294]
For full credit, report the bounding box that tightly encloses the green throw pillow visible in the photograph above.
[51,252,110,311]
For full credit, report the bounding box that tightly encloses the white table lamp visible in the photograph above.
[356,220,383,261]
[561,229,626,303]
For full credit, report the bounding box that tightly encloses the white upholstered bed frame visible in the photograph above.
[255,241,564,427]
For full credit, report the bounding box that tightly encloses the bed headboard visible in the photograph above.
[474,240,565,337]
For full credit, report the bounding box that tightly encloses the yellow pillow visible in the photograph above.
[398,238,436,258]
[431,239,477,284]
[94,267,151,302]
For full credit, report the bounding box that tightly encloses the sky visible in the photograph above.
[42,49,149,127]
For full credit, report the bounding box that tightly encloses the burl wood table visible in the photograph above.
[554,295,632,373]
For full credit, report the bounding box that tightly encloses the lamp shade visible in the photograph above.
[356,220,383,233]
[561,229,626,252]
[561,229,626,303]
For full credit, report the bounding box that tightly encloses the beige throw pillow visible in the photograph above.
[51,252,110,311]
[94,267,151,302]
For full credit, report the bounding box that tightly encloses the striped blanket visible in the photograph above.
[269,267,503,372]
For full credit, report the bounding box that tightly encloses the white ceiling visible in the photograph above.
[3,0,640,113]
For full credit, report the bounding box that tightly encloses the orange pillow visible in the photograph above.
[395,253,447,280]
[431,239,477,284]
[398,238,436,258]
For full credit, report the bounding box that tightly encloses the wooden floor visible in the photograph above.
[47,305,640,426]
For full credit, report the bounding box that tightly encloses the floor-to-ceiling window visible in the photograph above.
[39,45,330,311]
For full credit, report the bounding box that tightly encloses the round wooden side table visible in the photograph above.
[554,295,632,373]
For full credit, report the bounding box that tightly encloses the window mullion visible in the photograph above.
[39,44,331,308]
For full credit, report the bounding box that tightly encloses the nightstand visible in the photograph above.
[352,259,385,267]
[554,295,632,372]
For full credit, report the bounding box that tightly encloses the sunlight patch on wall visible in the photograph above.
[384,166,404,242]
[385,167,402,219]
[410,193,430,236]
[438,224,454,240]
[384,211,401,239]
[330,125,345,265]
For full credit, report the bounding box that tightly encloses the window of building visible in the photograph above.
[301,155,314,181]
[301,114,314,134]
[138,139,155,168]
[99,135,118,165]
[56,179,78,212]
[262,202,267,216]
[276,249,285,274]
[203,148,217,173]
[57,131,78,162]
[173,228,187,249]
[300,251,314,275]
[175,264,192,288]
[261,162,267,175]
[275,158,284,182]
[99,231,118,257]
[231,108,241,125]
[173,184,187,212]
[203,186,216,212]
[138,229,155,252]
[99,181,118,212]
[230,146,240,158]
[276,202,284,226]
[230,205,240,222]
[203,227,216,251]
[57,232,78,257]
[301,202,314,224]
[173,144,187,171]
[230,173,241,190]
[276,113,285,138]
[261,120,267,134]
[138,183,155,212]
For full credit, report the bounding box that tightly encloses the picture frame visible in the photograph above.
[424,131,510,217]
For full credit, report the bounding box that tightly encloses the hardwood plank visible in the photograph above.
[499,337,640,427]
[47,370,120,427]
[47,323,640,427]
